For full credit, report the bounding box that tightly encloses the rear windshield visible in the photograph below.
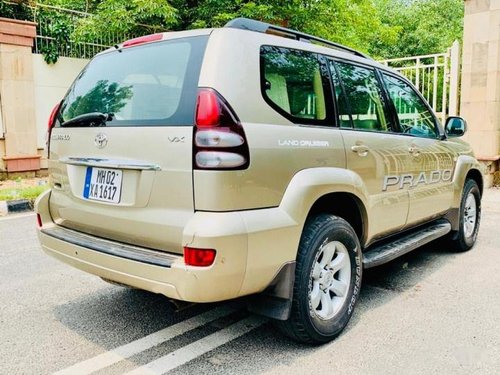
[57,36,208,127]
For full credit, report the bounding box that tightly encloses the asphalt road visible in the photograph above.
[1,189,499,375]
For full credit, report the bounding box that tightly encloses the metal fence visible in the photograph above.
[33,4,120,59]
[0,1,156,59]
[32,2,158,59]
[379,41,461,123]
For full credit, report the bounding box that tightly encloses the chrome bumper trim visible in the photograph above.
[41,226,179,268]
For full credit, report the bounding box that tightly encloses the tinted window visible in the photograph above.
[329,61,352,128]
[261,46,327,122]
[335,62,392,132]
[383,74,437,138]
[58,36,207,127]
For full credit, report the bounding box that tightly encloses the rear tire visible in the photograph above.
[446,179,481,252]
[277,214,362,344]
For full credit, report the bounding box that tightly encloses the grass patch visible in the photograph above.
[0,185,49,201]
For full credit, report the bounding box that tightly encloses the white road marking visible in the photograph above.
[54,306,236,375]
[0,212,35,221]
[126,315,267,375]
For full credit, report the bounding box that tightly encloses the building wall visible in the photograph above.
[32,54,89,168]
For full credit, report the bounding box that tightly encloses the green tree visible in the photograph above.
[372,0,464,58]
[1,0,465,60]
[42,0,178,42]
[171,0,399,54]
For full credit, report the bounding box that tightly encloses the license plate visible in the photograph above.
[83,167,123,203]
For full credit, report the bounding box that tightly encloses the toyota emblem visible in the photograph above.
[94,133,108,149]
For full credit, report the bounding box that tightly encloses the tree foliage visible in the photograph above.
[170,0,400,55]
[371,0,464,58]
[0,0,465,61]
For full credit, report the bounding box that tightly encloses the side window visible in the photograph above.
[382,73,437,138]
[335,62,392,132]
[261,46,327,122]
[328,61,352,128]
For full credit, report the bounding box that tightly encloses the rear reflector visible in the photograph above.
[184,247,216,267]
[122,33,163,48]
[36,214,42,228]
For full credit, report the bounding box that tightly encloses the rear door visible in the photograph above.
[48,35,208,254]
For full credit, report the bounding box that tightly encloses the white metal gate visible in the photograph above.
[379,41,461,124]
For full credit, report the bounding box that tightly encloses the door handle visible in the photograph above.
[351,145,370,157]
[408,146,421,157]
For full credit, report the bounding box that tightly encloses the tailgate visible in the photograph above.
[49,127,194,253]
[48,34,208,254]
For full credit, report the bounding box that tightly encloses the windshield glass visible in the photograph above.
[57,35,208,127]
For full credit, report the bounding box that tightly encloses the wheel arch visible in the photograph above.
[466,168,483,196]
[451,156,485,208]
[445,157,484,231]
[306,192,367,246]
[249,168,369,321]
[279,167,370,248]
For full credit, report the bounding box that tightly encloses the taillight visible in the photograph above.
[48,102,61,132]
[47,101,61,153]
[184,247,216,267]
[193,88,249,170]
[36,213,42,228]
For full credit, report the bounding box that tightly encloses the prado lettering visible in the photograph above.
[382,170,453,191]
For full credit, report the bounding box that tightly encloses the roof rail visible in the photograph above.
[224,18,371,60]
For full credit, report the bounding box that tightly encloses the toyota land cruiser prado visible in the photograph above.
[35,18,483,343]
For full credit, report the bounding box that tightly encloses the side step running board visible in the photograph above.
[363,220,451,269]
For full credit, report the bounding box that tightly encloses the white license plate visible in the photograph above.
[83,167,123,203]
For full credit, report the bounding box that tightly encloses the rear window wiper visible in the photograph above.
[61,112,113,127]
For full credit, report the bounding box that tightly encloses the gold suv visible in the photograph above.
[35,18,483,343]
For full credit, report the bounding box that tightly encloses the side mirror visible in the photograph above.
[445,116,467,137]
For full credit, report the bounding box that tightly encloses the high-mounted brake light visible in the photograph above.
[184,247,216,267]
[122,33,163,48]
[193,88,250,170]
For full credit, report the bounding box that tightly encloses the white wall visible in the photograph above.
[32,54,89,149]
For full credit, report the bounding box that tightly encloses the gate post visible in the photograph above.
[0,17,40,175]
[460,0,500,187]
[448,40,461,117]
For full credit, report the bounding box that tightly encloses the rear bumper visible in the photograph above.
[38,229,186,299]
[35,190,301,303]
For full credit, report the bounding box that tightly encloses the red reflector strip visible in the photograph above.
[122,33,163,47]
[184,247,216,267]
[36,214,42,228]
